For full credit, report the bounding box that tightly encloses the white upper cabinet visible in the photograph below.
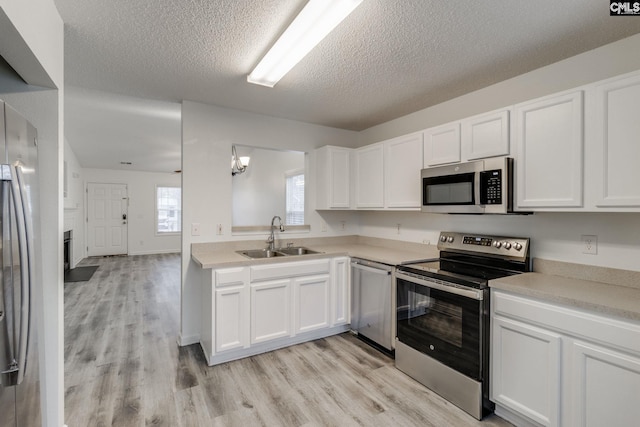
[354,143,384,208]
[423,121,461,166]
[462,108,511,161]
[514,91,584,209]
[384,132,423,209]
[590,72,640,207]
[315,146,351,209]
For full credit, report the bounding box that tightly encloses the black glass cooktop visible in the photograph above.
[398,257,525,289]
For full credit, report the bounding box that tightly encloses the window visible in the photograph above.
[157,186,181,234]
[285,170,304,225]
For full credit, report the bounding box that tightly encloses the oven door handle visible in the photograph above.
[396,271,484,300]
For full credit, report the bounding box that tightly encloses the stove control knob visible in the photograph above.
[447,236,454,243]
[493,241,502,248]
[440,235,447,242]
[503,242,512,250]
[514,242,523,251]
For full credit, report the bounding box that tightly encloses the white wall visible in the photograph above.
[0,2,64,426]
[0,0,64,87]
[181,34,640,346]
[181,101,360,344]
[359,33,640,145]
[358,211,640,272]
[83,168,182,255]
[232,148,304,226]
[64,139,85,266]
[354,33,640,273]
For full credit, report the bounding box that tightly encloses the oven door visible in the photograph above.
[396,273,484,380]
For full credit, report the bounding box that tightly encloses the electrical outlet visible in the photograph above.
[216,224,223,235]
[321,222,327,232]
[340,221,346,231]
[191,223,201,236]
[397,223,401,234]
[423,239,430,245]
[581,235,597,255]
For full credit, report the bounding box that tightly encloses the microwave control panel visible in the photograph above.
[479,169,502,205]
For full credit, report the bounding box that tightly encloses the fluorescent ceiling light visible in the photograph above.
[247,0,363,88]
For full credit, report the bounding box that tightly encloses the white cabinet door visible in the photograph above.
[423,122,461,166]
[331,257,350,326]
[250,279,291,344]
[492,316,562,427]
[515,91,583,209]
[570,340,640,427]
[215,285,249,352]
[293,275,330,334]
[462,109,510,161]
[384,132,423,208]
[315,146,351,209]
[592,72,640,207]
[355,143,384,208]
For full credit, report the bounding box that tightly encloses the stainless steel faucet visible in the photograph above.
[266,216,285,250]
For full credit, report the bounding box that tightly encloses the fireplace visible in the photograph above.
[64,230,72,271]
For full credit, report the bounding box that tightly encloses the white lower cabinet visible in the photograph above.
[570,340,640,427]
[331,257,350,326]
[492,316,562,426]
[491,290,640,427]
[251,279,292,343]
[215,285,249,352]
[199,266,250,358]
[201,257,350,365]
[293,275,330,334]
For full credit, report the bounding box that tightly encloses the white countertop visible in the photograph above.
[490,272,640,322]
[191,236,439,269]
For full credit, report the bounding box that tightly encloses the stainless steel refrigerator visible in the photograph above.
[0,100,41,427]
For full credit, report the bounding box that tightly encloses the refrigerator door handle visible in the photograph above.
[0,172,13,386]
[1,164,32,386]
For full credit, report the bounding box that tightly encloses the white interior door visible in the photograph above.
[87,183,128,256]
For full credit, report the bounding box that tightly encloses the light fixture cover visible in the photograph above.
[232,146,250,176]
[247,0,363,87]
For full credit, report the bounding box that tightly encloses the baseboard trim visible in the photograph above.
[178,333,200,346]
[494,404,543,427]
[128,249,181,256]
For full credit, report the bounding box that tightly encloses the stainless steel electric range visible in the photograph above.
[395,231,530,420]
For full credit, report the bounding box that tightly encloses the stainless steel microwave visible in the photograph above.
[421,157,516,214]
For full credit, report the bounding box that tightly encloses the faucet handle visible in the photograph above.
[287,242,294,248]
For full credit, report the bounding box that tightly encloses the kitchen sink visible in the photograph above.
[275,246,320,256]
[236,246,321,259]
[237,249,285,259]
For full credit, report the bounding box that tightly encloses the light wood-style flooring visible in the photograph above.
[64,253,512,426]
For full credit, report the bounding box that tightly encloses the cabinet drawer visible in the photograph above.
[215,267,249,288]
[492,290,640,355]
[251,259,331,282]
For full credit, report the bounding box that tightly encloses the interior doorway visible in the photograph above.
[86,182,129,256]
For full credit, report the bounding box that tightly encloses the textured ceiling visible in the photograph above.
[54,0,640,172]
